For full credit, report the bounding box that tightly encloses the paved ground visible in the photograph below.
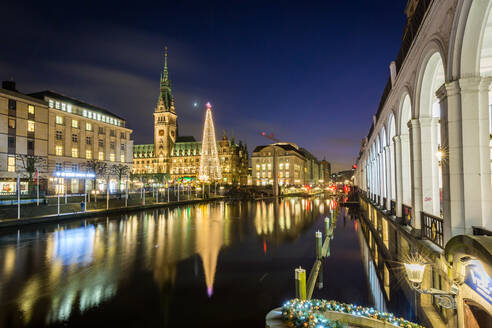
[0,192,217,221]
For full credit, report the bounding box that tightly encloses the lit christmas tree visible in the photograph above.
[199,102,222,181]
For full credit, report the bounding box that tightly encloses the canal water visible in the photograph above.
[0,197,416,327]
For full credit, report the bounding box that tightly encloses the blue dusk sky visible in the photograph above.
[1,0,407,171]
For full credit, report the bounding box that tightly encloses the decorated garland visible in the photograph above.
[281,299,424,328]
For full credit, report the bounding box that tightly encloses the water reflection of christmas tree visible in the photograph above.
[196,211,223,297]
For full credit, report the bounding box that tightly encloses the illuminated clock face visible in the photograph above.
[159,130,164,136]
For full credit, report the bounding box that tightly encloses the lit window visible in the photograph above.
[285,163,290,169]
[62,103,66,111]
[86,150,92,159]
[120,154,125,162]
[55,101,60,109]
[97,113,101,121]
[88,111,92,119]
[98,152,104,160]
[71,148,78,158]
[27,120,35,132]
[67,104,72,113]
[7,156,15,172]
[56,116,63,125]
[86,122,92,131]
[28,105,35,115]
[109,153,115,162]
[83,110,87,117]
[8,118,15,129]
[72,120,78,128]
[49,99,54,108]
[55,145,63,156]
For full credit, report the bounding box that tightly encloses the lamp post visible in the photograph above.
[17,174,20,219]
[106,177,109,210]
[403,262,458,310]
[125,174,129,207]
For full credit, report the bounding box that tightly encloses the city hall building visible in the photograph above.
[132,50,249,185]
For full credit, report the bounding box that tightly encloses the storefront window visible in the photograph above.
[71,179,79,194]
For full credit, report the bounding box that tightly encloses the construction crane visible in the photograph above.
[260,131,281,143]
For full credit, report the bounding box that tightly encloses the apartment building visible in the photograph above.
[0,81,48,194]
[29,91,133,194]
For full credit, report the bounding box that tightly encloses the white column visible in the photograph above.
[438,77,492,238]
[437,81,463,242]
[384,145,391,210]
[379,152,384,205]
[409,119,423,229]
[394,135,403,217]
[419,117,440,216]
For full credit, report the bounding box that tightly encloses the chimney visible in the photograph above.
[2,80,17,92]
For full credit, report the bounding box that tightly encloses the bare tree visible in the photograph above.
[15,154,47,193]
[110,164,130,193]
[86,159,108,192]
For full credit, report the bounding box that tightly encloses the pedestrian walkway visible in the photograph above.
[0,192,223,228]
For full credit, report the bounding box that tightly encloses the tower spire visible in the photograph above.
[162,46,168,82]
[157,46,174,112]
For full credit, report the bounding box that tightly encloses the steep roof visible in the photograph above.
[253,144,305,157]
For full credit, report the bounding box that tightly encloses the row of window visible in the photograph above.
[53,146,125,162]
[54,116,126,138]
[8,100,35,115]
[8,118,36,133]
[48,98,123,127]
[54,131,125,150]
[255,163,291,170]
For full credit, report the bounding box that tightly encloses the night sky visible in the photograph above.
[1,1,406,171]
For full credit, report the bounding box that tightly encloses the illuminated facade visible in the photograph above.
[0,81,49,194]
[251,143,323,186]
[353,1,492,327]
[29,91,133,194]
[132,50,249,184]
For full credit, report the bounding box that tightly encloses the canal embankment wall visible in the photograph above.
[0,196,226,229]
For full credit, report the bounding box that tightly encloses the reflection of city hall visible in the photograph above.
[132,51,249,184]
[353,1,492,327]
[0,81,133,195]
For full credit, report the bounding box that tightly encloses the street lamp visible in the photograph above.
[403,262,458,309]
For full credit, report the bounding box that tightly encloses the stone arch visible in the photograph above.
[449,0,492,78]
[399,93,412,206]
[388,113,397,201]
[414,39,447,118]
[417,50,445,217]
[380,128,387,201]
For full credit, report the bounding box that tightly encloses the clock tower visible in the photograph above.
[154,47,177,173]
